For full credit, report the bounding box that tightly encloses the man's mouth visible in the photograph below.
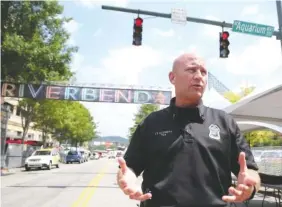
[192,84,202,88]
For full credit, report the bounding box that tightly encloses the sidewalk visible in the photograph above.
[1,160,67,176]
[1,167,24,176]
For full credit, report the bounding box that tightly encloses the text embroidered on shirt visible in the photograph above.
[155,130,173,136]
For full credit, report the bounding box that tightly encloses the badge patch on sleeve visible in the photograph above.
[209,124,221,140]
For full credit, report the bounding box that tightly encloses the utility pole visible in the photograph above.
[276,0,282,51]
[101,5,282,41]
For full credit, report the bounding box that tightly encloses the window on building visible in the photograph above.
[4,103,14,113]
[27,134,34,140]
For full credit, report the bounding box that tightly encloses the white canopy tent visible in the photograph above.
[223,84,282,133]
[236,121,282,133]
[202,87,232,109]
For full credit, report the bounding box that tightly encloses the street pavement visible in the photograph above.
[1,158,279,207]
[1,158,139,207]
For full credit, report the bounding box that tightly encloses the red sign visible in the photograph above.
[6,138,40,145]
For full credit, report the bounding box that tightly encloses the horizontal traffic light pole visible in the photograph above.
[101,5,282,40]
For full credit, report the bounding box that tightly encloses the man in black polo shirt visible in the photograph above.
[117,53,261,207]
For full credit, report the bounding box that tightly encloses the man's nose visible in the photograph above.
[193,70,204,80]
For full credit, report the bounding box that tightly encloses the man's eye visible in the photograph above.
[187,68,195,73]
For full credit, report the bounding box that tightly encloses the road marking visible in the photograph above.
[71,163,109,207]
[80,165,109,207]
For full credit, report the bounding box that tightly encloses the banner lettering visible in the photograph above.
[1,82,172,105]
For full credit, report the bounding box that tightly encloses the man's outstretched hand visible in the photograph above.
[222,152,257,203]
[117,157,152,201]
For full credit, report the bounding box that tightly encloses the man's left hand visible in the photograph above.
[222,152,257,203]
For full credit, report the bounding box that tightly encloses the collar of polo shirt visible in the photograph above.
[168,97,205,121]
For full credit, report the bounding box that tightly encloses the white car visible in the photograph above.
[25,148,60,171]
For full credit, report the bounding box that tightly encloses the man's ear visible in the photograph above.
[169,71,175,85]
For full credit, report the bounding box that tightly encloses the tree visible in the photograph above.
[1,1,77,82]
[223,92,242,104]
[1,1,78,145]
[244,130,282,147]
[64,102,97,147]
[223,86,255,103]
[33,101,97,147]
[18,99,39,143]
[128,104,160,139]
[32,100,59,145]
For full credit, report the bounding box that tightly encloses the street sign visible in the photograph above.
[171,8,187,25]
[232,20,274,38]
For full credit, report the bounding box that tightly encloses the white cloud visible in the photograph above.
[224,38,281,75]
[75,0,129,9]
[71,53,85,72]
[64,19,81,34]
[239,4,268,25]
[152,28,176,37]
[203,15,223,39]
[73,46,165,137]
[241,4,259,16]
[83,102,138,137]
[64,20,82,45]
[97,45,164,85]
[167,45,202,64]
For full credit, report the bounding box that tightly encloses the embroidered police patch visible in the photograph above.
[208,124,221,140]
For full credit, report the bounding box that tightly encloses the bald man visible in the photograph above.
[117,53,260,207]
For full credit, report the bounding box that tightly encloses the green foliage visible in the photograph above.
[33,100,97,146]
[223,91,242,104]
[224,86,281,146]
[223,86,255,103]
[244,130,282,147]
[1,1,87,146]
[128,104,160,139]
[1,0,77,82]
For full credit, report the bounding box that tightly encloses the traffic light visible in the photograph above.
[219,31,230,58]
[133,17,143,46]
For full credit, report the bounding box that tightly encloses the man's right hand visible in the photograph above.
[117,157,152,201]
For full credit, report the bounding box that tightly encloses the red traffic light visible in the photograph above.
[222,32,229,40]
[135,17,143,27]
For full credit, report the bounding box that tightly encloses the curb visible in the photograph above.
[1,168,17,176]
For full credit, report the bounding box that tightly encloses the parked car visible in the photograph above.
[108,151,116,159]
[66,150,83,164]
[25,148,60,171]
[80,150,89,162]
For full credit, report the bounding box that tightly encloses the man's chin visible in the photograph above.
[192,92,203,98]
[185,93,203,101]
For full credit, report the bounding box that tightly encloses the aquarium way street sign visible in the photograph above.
[232,20,275,38]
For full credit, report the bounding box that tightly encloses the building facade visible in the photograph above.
[4,97,52,145]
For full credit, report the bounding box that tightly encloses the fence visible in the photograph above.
[4,144,40,168]
[251,146,282,176]
[251,146,282,151]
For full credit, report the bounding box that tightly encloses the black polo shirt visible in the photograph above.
[124,98,258,207]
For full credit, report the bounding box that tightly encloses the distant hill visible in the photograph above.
[93,136,129,144]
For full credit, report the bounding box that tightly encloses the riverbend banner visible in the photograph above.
[1,82,172,105]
